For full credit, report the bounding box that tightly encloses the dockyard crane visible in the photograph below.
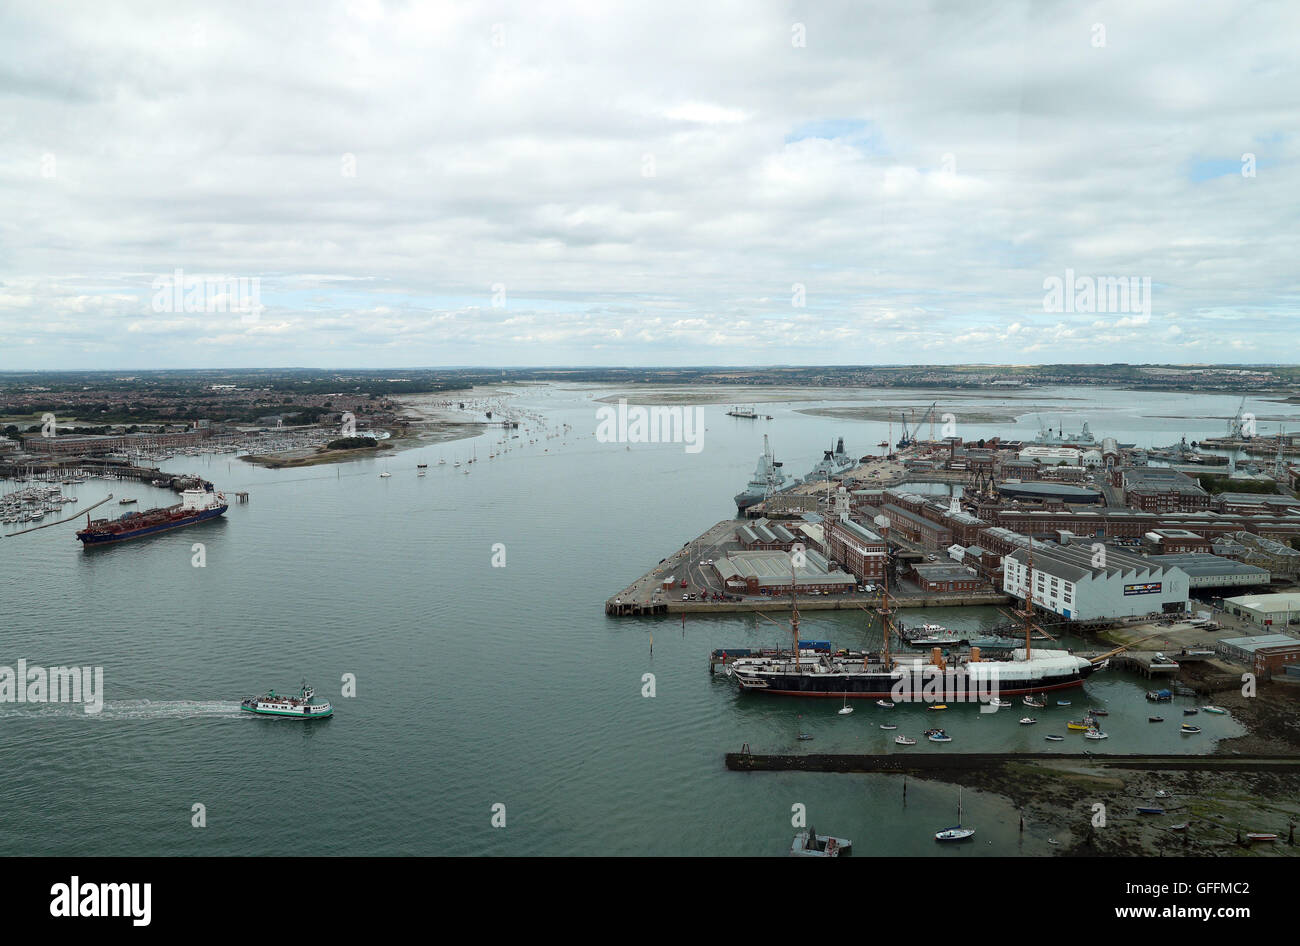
[896,402,938,449]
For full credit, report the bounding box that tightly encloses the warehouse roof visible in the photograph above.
[1150,553,1269,579]
[1219,633,1300,652]
[1223,592,1300,611]
[714,550,856,588]
[1006,543,1175,583]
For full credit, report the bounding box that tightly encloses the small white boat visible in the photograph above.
[837,706,853,716]
[1056,700,1071,706]
[876,700,894,708]
[990,699,1012,708]
[1084,729,1109,740]
[1202,705,1228,715]
[894,735,917,746]
[378,472,391,478]
[1044,734,1065,742]
[1023,696,1045,708]
[1019,717,1037,725]
[880,724,897,730]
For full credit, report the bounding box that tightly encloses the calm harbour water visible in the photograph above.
[2,384,1292,856]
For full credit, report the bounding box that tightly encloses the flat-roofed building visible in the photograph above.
[1145,528,1211,554]
[1122,468,1210,513]
[1018,446,1081,464]
[1221,592,1300,628]
[1216,633,1300,678]
[910,562,987,593]
[1003,544,1190,620]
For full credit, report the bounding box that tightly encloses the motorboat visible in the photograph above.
[1019,717,1037,725]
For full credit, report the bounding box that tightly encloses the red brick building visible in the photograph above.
[910,562,987,593]
[824,518,887,581]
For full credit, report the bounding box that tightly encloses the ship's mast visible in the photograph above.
[790,554,800,670]
[875,515,893,671]
[1024,540,1035,660]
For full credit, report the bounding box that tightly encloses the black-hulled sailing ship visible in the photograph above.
[726,532,1100,700]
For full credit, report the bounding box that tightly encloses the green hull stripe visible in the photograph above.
[240,706,332,719]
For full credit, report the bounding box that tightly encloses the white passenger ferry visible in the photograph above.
[241,683,333,719]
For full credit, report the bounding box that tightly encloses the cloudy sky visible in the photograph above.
[1,0,1295,369]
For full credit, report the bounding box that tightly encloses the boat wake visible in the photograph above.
[0,700,245,720]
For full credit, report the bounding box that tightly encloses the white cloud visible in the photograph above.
[0,0,1295,368]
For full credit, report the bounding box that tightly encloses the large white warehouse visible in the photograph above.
[1003,544,1190,620]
